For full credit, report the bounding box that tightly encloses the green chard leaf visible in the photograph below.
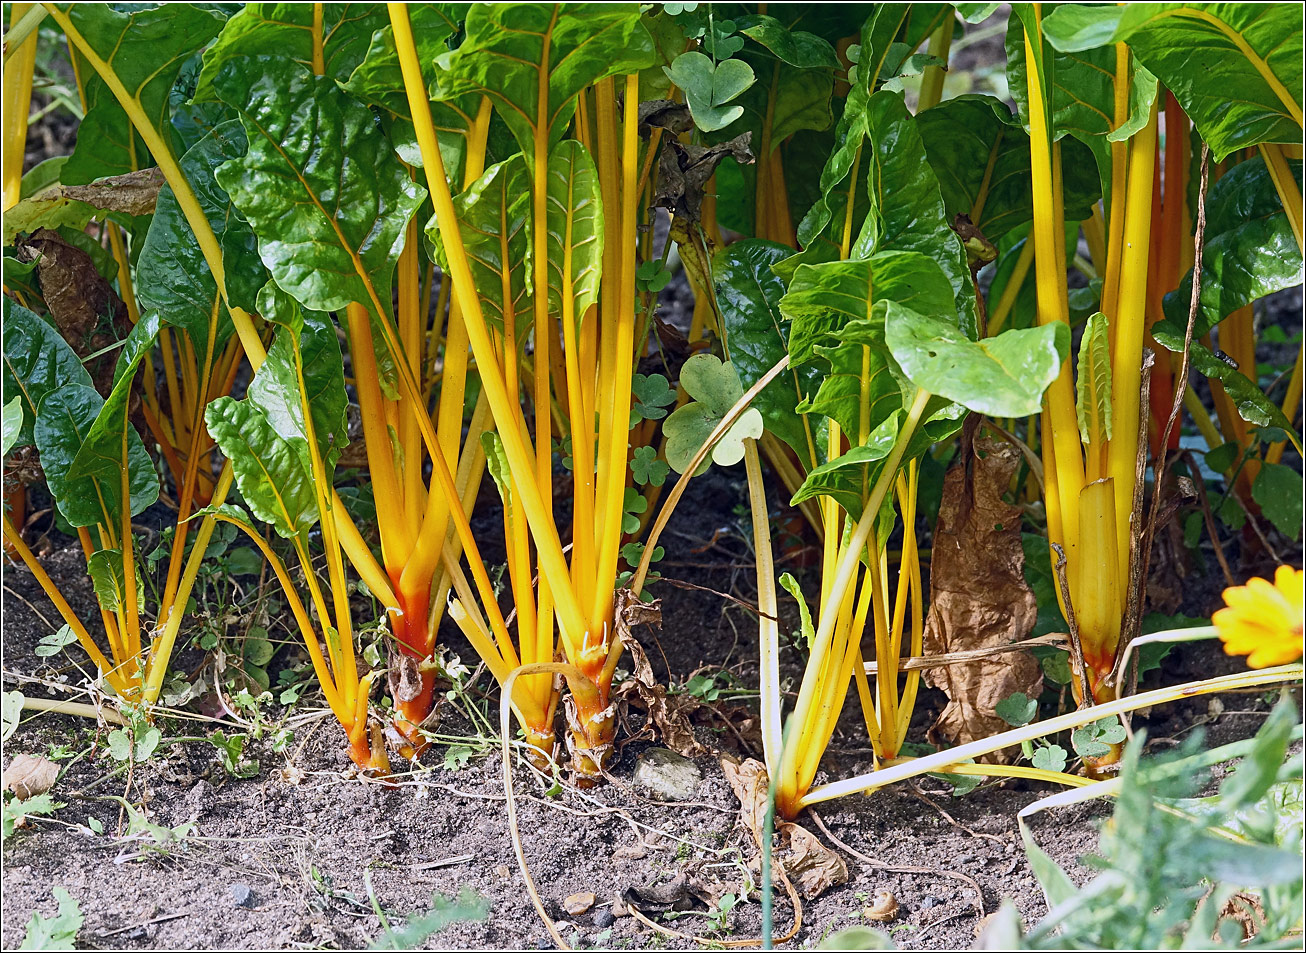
[851,91,977,336]
[916,94,1100,246]
[1158,155,1303,340]
[1153,331,1298,439]
[86,549,146,616]
[213,55,425,394]
[343,5,474,173]
[886,301,1070,419]
[34,384,156,529]
[713,239,823,468]
[1006,15,1158,209]
[1042,3,1303,160]
[433,4,656,168]
[1,298,93,448]
[195,2,388,100]
[137,119,267,353]
[428,154,533,340]
[1251,464,1303,541]
[2,397,23,457]
[54,3,227,184]
[64,313,162,522]
[1075,312,1112,445]
[545,139,604,327]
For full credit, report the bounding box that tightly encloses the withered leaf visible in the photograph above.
[653,133,753,224]
[17,227,130,397]
[721,758,848,899]
[3,753,59,800]
[923,420,1042,758]
[612,589,705,758]
[52,168,166,217]
[639,99,694,137]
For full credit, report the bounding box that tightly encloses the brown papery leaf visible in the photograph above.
[923,420,1042,759]
[3,753,59,800]
[17,227,130,396]
[722,758,849,899]
[52,167,166,217]
[612,589,705,757]
[652,132,753,224]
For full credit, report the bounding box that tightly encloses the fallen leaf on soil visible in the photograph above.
[923,421,1042,759]
[3,753,59,799]
[612,589,705,758]
[722,758,849,899]
[621,869,730,913]
[564,892,596,915]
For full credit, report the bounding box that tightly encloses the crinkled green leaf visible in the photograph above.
[433,4,655,169]
[886,301,1070,418]
[1006,16,1158,209]
[213,55,425,395]
[204,397,318,540]
[342,5,474,172]
[1042,3,1303,160]
[664,354,764,475]
[34,385,155,528]
[54,3,226,184]
[546,140,604,327]
[917,94,1100,246]
[137,119,266,351]
[195,2,388,100]
[1,299,92,448]
[1075,311,1112,445]
[428,154,533,339]
[1158,155,1303,340]
[714,239,822,468]
[86,549,145,616]
[851,91,977,336]
[246,313,350,475]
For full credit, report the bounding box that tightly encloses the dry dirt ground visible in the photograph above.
[1,464,1292,951]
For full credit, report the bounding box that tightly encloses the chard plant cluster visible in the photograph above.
[1,0,1302,907]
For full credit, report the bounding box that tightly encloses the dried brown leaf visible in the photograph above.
[612,589,705,757]
[923,423,1042,758]
[652,133,753,224]
[53,168,166,217]
[721,758,849,899]
[17,227,130,396]
[3,753,59,800]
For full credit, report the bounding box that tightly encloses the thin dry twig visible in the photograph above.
[809,810,987,921]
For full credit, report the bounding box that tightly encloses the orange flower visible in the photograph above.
[1214,566,1304,668]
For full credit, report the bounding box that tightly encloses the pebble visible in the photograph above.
[593,908,616,929]
[230,883,255,909]
[633,748,701,801]
[564,892,596,915]
[921,894,943,909]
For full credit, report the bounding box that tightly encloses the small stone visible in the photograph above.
[230,884,255,909]
[564,892,596,915]
[633,748,701,802]
[593,908,616,928]
[611,897,630,917]
[921,894,943,910]
[495,865,511,882]
[533,934,553,949]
